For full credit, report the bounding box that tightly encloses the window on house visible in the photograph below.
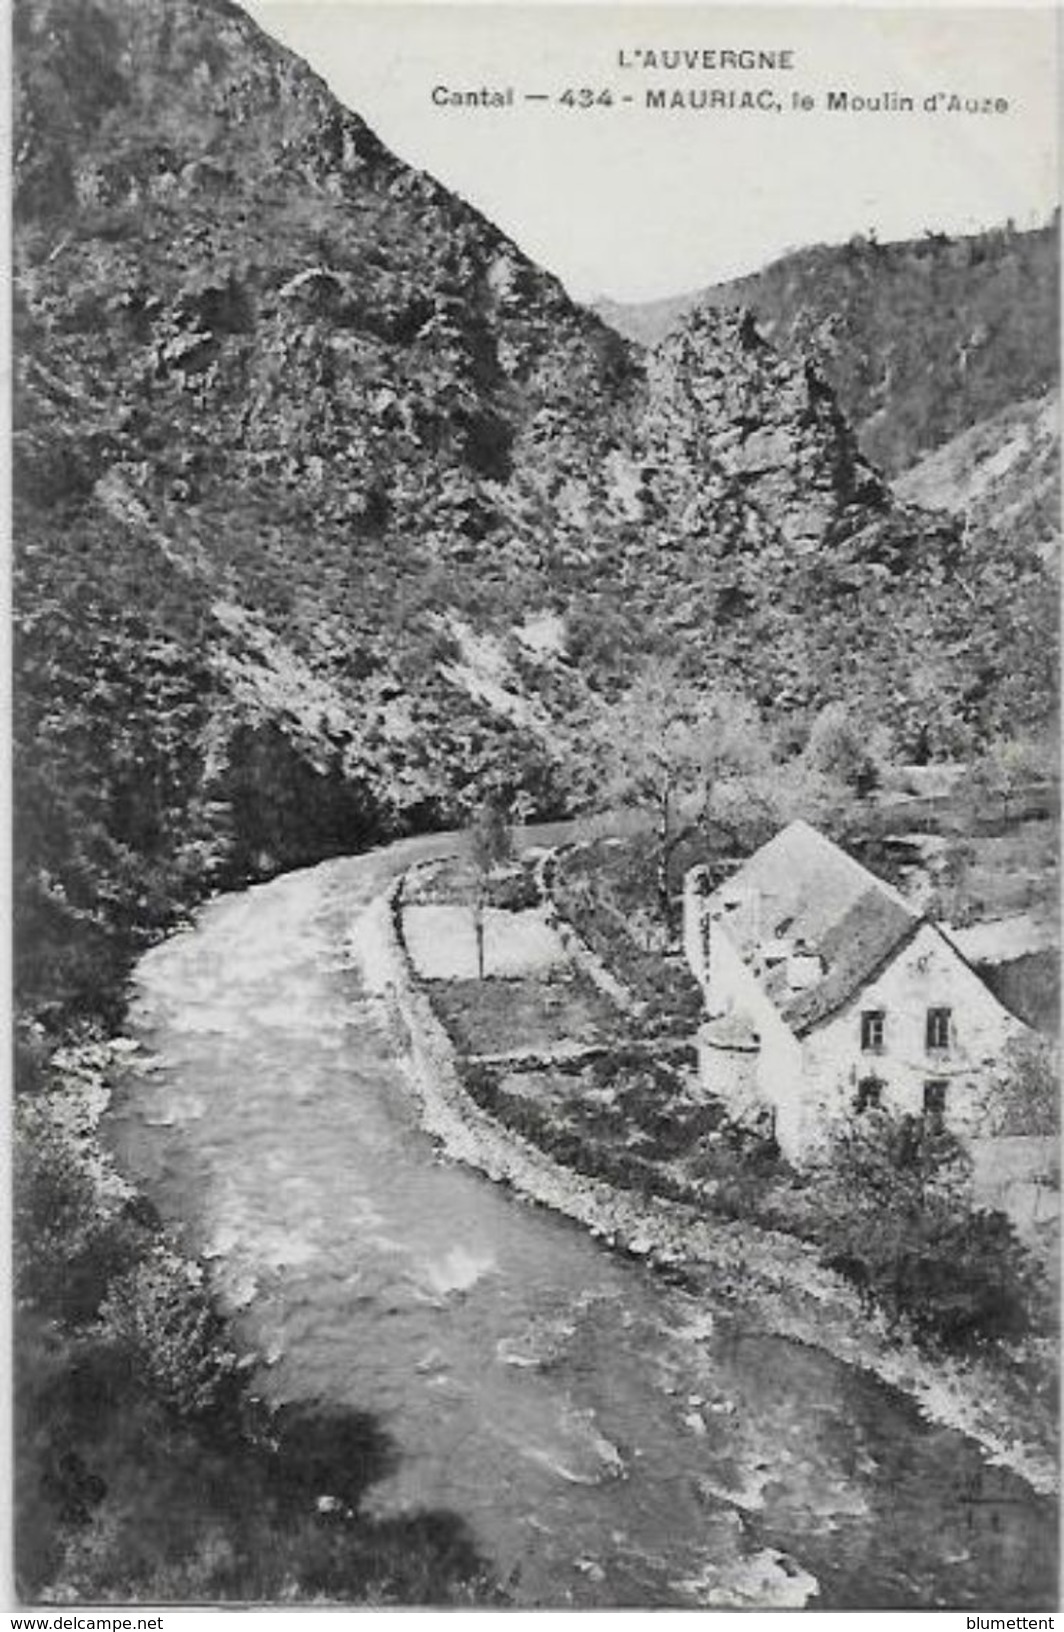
[926,1007,951,1051]
[855,1076,884,1113]
[860,1010,885,1052]
[923,1079,948,1132]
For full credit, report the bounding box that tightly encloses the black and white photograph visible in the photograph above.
[10,0,1061,1611]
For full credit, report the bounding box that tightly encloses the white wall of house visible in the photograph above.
[799,923,1025,1144]
[694,909,1026,1163]
[701,918,804,1142]
[695,1030,760,1112]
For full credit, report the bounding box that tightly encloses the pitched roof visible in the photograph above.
[707,820,920,1036]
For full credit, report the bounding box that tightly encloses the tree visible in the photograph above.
[957,729,1060,829]
[814,1109,1043,1350]
[804,701,882,795]
[589,661,766,933]
[923,839,976,926]
[710,756,853,857]
[466,792,515,979]
[978,1034,1060,1138]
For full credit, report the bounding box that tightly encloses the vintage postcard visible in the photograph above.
[10,0,1060,1612]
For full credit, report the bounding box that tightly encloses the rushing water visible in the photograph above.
[106,842,1058,1609]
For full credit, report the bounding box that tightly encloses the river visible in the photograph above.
[105,838,1058,1609]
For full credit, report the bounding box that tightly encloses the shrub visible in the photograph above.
[14,1088,143,1326]
[804,701,880,795]
[97,1249,242,1420]
[814,1110,1046,1351]
[982,1034,1060,1137]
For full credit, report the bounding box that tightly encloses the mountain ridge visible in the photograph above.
[13,0,1057,1026]
[594,221,1059,476]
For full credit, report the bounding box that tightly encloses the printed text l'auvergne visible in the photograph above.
[616,47,796,71]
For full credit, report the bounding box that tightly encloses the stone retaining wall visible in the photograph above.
[536,847,643,1014]
[358,872,1057,1499]
[551,914,642,1013]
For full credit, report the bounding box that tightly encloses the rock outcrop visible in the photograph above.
[596,221,1060,478]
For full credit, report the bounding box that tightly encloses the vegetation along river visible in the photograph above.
[106,836,1057,1609]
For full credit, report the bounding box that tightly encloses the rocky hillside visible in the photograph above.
[596,223,1059,476]
[895,390,1060,566]
[13,0,1057,1026]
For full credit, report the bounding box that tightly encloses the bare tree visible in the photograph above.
[466,792,515,979]
[590,661,766,933]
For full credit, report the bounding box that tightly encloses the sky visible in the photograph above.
[243,2,1059,302]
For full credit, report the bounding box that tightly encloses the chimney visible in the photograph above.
[786,939,823,990]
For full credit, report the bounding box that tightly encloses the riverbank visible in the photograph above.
[351,875,1058,1499]
[14,958,500,1603]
